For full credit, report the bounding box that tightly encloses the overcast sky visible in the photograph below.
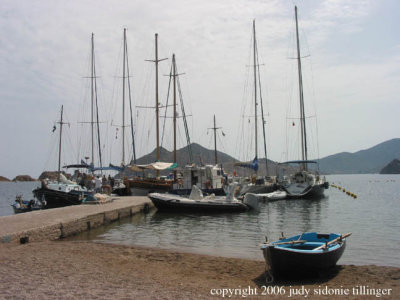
[1,0,399,178]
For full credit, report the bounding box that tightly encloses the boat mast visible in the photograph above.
[213,115,218,164]
[295,6,308,170]
[208,115,222,165]
[122,28,126,165]
[172,54,177,165]
[253,20,258,166]
[155,34,161,163]
[145,34,167,175]
[124,30,137,164]
[91,33,95,167]
[57,105,64,182]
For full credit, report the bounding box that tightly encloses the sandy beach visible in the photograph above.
[0,240,398,299]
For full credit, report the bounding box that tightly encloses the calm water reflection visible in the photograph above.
[68,174,400,267]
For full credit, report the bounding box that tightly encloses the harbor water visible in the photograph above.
[1,175,399,267]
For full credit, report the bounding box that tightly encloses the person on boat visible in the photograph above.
[79,174,86,188]
[109,176,115,188]
[41,179,48,189]
[95,176,102,193]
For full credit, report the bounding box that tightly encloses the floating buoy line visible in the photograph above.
[330,183,357,199]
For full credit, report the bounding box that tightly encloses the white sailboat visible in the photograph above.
[278,6,328,199]
[235,20,274,195]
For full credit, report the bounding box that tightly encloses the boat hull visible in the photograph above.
[261,233,346,278]
[169,187,225,196]
[149,195,248,213]
[284,183,326,199]
[128,178,172,195]
[32,187,90,209]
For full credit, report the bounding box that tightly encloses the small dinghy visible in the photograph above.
[11,195,45,214]
[260,232,351,282]
[149,183,250,213]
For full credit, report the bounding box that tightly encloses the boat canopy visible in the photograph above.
[234,157,259,171]
[63,160,124,172]
[128,162,178,172]
[279,160,318,165]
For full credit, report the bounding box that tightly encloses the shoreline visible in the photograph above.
[1,240,399,299]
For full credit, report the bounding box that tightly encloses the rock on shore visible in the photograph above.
[12,175,36,182]
[38,171,72,181]
[0,176,10,182]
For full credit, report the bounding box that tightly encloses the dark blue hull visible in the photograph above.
[261,232,347,278]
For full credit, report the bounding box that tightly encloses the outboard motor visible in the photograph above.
[243,193,260,211]
[189,185,203,200]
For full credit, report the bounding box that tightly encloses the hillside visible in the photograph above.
[380,159,400,174]
[128,143,279,176]
[129,139,400,175]
[318,138,400,174]
[135,143,238,166]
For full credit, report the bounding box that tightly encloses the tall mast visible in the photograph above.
[295,6,308,170]
[155,34,161,162]
[124,30,137,164]
[91,33,95,166]
[122,28,126,164]
[209,115,222,165]
[172,54,177,164]
[145,34,167,166]
[57,105,64,182]
[253,20,258,163]
[213,115,217,164]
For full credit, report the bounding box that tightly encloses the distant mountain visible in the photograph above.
[380,159,400,174]
[0,176,10,182]
[130,142,279,176]
[318,138,400,174]
[127,138,400,176]
[134,143,238,166]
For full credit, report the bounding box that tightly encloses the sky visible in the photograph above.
[0,0,399,179]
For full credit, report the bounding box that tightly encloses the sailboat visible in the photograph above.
[170,115,227,196]
[278,6,328,199]
[105,28,137,196]
[126,34,176,195]
[235,20,275,196]
[32,106,91,209]
[40,33,107,207]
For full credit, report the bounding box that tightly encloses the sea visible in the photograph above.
[1,174,399,267]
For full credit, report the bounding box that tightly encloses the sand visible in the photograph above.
[0,240,399,299]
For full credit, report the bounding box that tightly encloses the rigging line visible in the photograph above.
[176,65,193,163]
[161,64,172,148]
[216,132,226,158]
[125,33,136,164]
[255,36,269,175]
[236,31,253,160]
[93,50,103,171]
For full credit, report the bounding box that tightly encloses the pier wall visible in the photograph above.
[0,196,153,245]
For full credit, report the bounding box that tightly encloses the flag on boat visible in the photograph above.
[234,157,259,171]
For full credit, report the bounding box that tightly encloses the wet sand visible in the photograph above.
[0,240,399,299]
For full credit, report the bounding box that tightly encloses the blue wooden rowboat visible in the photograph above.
[260,232,351,282]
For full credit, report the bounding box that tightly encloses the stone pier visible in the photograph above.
[0,196,153,244]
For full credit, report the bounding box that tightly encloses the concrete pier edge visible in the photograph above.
[0,196,154,245]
